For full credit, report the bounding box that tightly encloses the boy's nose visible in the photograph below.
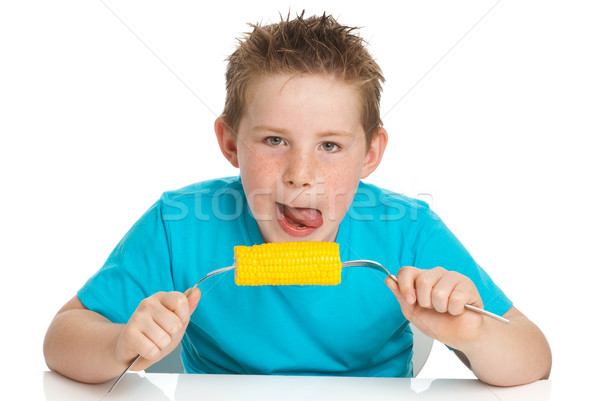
[282,152,316,189]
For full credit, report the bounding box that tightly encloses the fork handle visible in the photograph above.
[464,304,510,324]
[107,354,141,394]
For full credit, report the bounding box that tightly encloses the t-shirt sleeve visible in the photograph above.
[77,199,175,324]
[412,208,513,317]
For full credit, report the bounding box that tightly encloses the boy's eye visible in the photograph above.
[321,142,340,152]
[265,136,285,146]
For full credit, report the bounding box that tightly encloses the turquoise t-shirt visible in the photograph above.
[78,177,512,377]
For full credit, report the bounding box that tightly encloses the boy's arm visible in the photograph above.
[43,289,200,384]
[385,267,551,386]
[450,306,550,386]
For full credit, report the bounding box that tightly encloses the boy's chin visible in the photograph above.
[258,223,335,244]
[270,225,339,244]
[261,227,318,243]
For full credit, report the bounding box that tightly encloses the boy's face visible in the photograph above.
[216,73,387,243]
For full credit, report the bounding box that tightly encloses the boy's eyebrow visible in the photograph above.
[252,125,289,135]
[252,124,355,138]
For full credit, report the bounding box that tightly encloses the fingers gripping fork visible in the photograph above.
[344,260,510,324]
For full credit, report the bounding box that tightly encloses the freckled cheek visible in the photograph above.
[239,154,283,208]
[322,170,359,216]
[240,150,278,179]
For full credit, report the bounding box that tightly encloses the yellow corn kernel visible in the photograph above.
[234,242,342,286]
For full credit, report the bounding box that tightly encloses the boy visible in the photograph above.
[44,13,551,386]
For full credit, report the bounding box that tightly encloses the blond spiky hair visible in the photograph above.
[223,12,385,146]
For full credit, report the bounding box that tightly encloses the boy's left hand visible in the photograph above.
[385,266,485,350]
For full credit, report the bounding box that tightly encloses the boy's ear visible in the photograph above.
[214,116,239,168]
[361,127,388,179]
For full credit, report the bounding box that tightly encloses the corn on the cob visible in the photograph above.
[234,242,342,286]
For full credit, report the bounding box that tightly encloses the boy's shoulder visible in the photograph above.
[350,181,441,230]
[156,177,244,222]
[355,181,432,213]
[160,176,243,202]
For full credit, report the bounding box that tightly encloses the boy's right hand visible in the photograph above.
[115,287,201,370]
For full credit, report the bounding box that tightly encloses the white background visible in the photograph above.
[1,0,599,397]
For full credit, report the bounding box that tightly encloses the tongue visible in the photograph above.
[282,205,323,228]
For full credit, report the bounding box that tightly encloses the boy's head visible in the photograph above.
[222,12,385,145]
[215,12,388,244]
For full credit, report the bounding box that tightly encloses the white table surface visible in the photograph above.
[25,371,552,401]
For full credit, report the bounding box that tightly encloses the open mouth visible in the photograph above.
[276,202,323,234]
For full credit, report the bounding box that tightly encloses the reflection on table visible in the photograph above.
[36,371,552,401]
